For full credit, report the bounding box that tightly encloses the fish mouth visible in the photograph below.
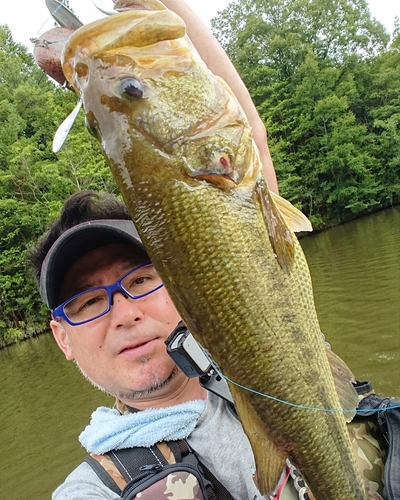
[186,169,238,190]
[191,174,237,190]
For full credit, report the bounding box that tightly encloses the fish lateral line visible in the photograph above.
[222,374,400,413]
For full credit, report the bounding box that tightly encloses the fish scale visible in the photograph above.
[61,5,374,499]
[122,179,363,498]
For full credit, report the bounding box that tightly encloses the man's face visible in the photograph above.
[50,243,187,406]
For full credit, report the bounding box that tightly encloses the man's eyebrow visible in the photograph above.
[66,261,155,298]
[68,282,99,297]
[125,260,154,271]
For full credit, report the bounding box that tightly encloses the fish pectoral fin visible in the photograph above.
[256,180,295,275]
[271,192,312,233]
[230,385,288,497]
[326,347,359,423]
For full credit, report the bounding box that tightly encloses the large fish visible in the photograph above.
[61,2,377,498]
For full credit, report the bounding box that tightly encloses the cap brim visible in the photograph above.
[40,219,146,310]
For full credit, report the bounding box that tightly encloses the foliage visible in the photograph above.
[212,0,399,227]
[0,25,116,346]
[1,0,400,344]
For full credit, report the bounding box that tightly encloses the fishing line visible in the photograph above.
[221,374,400,413]
[37,0,69,34]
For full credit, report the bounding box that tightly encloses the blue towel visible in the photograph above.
[79,399,207,454]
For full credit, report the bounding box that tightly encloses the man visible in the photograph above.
[32,190,391,500]
[31,189,301,499]
[29,0,301,494]
[32,2,290,497]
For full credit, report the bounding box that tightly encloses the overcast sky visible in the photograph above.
[2,0,399,54]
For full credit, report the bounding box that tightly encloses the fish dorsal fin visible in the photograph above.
[271,192,312,233]
[326,347,358,423]
[229,384,288,497]
[256,180,295,275]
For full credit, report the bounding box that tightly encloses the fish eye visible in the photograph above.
[118,77,144,98]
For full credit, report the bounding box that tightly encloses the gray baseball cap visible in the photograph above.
[39,219,146,310]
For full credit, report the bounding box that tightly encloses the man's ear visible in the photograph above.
[50,320,74,361]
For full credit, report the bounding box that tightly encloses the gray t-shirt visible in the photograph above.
[53,393,299,499]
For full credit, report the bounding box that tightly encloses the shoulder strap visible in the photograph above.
[85,444,171,495]
[109,444,170,483]
[199,459,238,500]
[177,440,235,500]
[85,440,235,500]
[84,455,124,495]
[383,398,400,500]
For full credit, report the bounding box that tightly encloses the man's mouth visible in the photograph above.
[119,339,156,356]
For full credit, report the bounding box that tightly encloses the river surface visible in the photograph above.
[300,205,399,397]
[0,206,399,499]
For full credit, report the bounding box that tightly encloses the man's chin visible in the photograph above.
[118,365,181,400]
[74,359,181,401]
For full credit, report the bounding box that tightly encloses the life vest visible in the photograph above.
[86,439,236,500]
[85,381,397,500]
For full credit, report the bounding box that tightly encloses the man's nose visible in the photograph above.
[110,290,142,324]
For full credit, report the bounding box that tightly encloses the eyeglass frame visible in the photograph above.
[51,262,164,326]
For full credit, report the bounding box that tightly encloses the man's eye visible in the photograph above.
[80,297,100,310]
[130,275,150,287]
[76,293,105,312]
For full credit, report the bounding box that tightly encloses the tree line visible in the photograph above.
[0,0,399,345]
[0,26,116,345]
[211,0,400,227]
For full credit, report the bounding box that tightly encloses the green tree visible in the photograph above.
[213,0,389,68]
[0,25,116,345]
[350,33,400,205]
[212,0,398,227]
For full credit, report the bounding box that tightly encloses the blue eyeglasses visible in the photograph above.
[52,263,164,326]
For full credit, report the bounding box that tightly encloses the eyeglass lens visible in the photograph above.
[63,264,162,324]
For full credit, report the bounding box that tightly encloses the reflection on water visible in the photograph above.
[301,206,400,397]
[0,334,113,500]
[0,206,399,499]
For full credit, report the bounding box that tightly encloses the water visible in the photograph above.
[0,335,113,499]
[0,206,399,499]
[300,206,400,397]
